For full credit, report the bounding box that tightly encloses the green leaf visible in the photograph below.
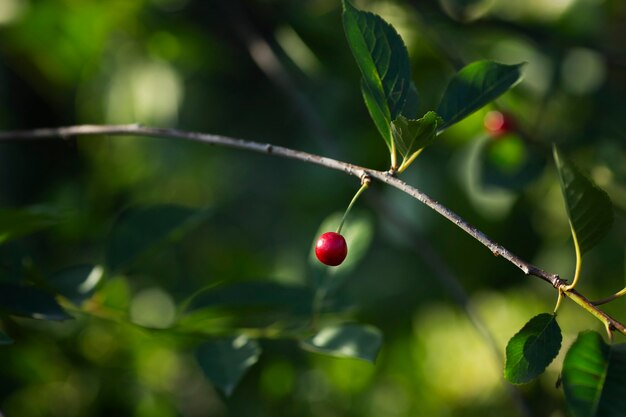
[0,330,13,345]
[0,283,72,321]
[504,313,562,384]
[439,0,490,21]
[553,146,613,254]
[437,60,524,130]
[562,331,626,417]
[301,323,382,363]
[360,80,393,150]
[196,335,261,396]
[183,281,315,316]
[106,204,209,273]
[178,281,353,333]
[402,82,421,119]
[0,206,64,244]
[391,112,443,163]
[48,264,104,305]
[343,0,412,146]
[180,281,305,333]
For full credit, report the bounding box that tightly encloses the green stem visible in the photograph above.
[564,289,626,337]
[336,181,369,234]
[397,148,424,173]
[553,291,564,313]
[592,286,626,306]
[390,133,398,171]
[564,220,583,291]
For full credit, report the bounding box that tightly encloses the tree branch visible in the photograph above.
[366,190,534,417]
[1,124,624,335]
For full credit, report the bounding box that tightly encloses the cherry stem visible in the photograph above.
[336,179,370,234]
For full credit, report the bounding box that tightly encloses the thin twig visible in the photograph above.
[367,192,503,356]
[367,190,534,417]
[223,0,339,156]
[0,124,624,335]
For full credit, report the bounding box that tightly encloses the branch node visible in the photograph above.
[552,275,566,289]
[360,173,372,187]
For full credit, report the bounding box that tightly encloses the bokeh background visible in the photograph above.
[1,0,626,416]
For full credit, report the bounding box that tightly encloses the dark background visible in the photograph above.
[1,0,626,416]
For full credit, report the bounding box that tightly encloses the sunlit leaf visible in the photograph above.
[0,206,64,244]
[301,323,382,363]
[391,112,443,165]
[343,0,412,147]
[106,204,209,273]
[48,264,104,305]
[0,330,13,345]
[196,335,261,396]
[553,146,613,254]
[437,60,524,130]
[504,313,562,384]
[562,331,626,417]
[0,283,71,321]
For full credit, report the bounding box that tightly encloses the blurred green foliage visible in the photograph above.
[1,0,626,416]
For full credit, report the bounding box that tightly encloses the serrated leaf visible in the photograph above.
[504,313,562,384]
[106,204,209,273]
[391,112,443,162]
[0,283,72,321]
[0,330,13,345]
[343,0,412,147]
[0,206,64,244]
[301,323,382,363]
[437,60,524,130]
[562,331,626,417]
[553,146,613,254]
[196,335,261,396]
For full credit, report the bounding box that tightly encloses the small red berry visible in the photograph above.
[315,232,348,266]
[484,111,514,138]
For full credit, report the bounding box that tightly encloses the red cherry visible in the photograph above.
[315,232,348,266]
[484,111,514,138]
